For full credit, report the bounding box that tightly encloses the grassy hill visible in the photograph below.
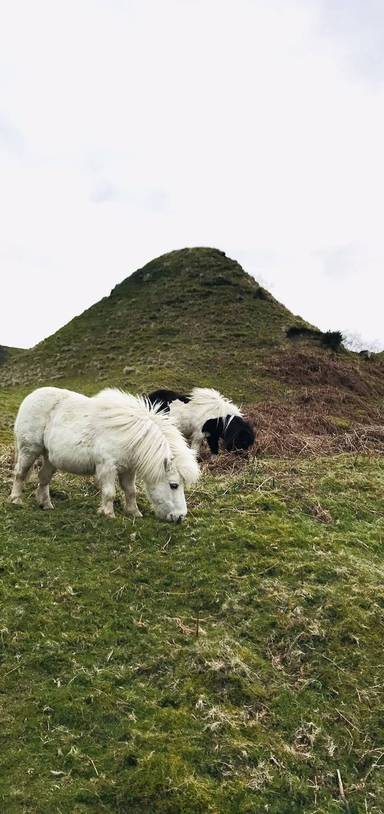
[0,247,300,396]
[1,248,384,812]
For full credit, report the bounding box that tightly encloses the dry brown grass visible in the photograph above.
[264,350,384,396]
[201,384,384,473]
[249,400,384,458]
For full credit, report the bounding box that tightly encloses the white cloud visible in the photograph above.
[0,0,383,348]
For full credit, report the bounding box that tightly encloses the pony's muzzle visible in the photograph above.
[167,513,185,524]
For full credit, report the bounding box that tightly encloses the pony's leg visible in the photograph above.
[10,447,38,505]
[96,463,116,518]
[36,456,56,510]
[118,471,142,518]
[206,430,220,455]
[190,430,204,454]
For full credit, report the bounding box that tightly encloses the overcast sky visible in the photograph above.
[1,0,384,349]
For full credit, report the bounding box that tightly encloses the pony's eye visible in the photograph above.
[170,482,179,490]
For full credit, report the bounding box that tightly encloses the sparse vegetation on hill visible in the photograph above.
[0,345,25,365]
[1,248,384,812]
[287,326,344,351]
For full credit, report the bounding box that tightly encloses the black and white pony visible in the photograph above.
[147,387,255,455]
[10,387,200,523]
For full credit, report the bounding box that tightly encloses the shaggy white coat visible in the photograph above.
[167,387,242,452]
[10,387,200,522]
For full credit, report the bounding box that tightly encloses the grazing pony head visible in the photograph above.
[94,390,200,522]
[222,415,255,452]
[139,400,200,522]
[145,458,189,523]
[189,388,254,454]
[202,414,255,453]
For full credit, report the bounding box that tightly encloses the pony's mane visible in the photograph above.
[92,389,199,485]
[189,387,242,425]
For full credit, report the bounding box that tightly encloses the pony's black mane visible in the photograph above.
[147,389,191,412]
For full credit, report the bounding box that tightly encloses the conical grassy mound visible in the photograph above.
[0,247,302,397]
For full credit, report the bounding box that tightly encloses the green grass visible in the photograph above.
[1,449,384,813]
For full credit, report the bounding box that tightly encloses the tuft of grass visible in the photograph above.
[287,327,344,351]
[1,448,384,813]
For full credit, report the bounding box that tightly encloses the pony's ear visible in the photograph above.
[163,457,170,472]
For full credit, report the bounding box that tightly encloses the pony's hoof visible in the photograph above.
[97,507,115,519]
[127,509,143,518]
[10,496,23,506]
[42,502,54,510]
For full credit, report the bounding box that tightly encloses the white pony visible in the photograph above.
[10,387,200,523]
